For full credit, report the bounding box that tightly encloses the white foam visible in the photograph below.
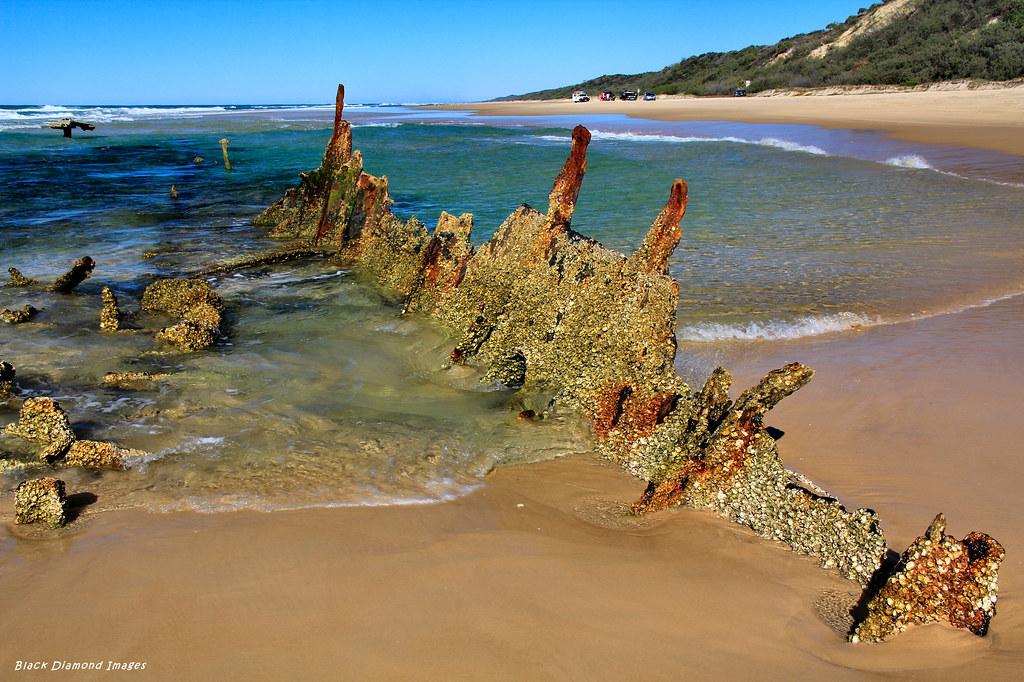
[884,154,934,169]
[0,105,235,131]
[535,129,1021,187]
[587,129,829,156]
[882,154,1024,188]
[681,288,1024,343]
[157,479,483,513]
[129,434,227,469]
[680,311,875,342]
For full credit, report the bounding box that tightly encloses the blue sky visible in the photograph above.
[2,0,869,104]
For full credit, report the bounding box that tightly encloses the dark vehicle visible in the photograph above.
[599,91,616,101]
[643,92,656,101]
[733,88,747,97]
[620,90,638,101]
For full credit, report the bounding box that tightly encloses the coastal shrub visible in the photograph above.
[505,0,1024,100]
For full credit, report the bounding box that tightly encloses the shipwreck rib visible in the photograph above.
[253,84,1005,641]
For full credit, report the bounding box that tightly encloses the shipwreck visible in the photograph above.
[1,84,1004,644]
[248,85,1005,642]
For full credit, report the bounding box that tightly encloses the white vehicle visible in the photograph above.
[571,90,590,103]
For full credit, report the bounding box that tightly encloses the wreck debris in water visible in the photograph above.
[141,278,224,351]
[0,360,15,398]
[1,304,40,324]
[51,256,96,293]
[252,84,1005,641]
[6,268,35,288]
[15,477,68,527]
[99,286,122,332]
[3,396,146,469]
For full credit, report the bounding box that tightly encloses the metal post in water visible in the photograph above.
[219,138,231,171]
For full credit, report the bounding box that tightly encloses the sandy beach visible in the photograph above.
[3,289,1022,679]
[2,84,1023,680]
[431,85,1024,157]
[5,0,1024,676]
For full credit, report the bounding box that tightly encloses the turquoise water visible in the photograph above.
[1,104,1023,510]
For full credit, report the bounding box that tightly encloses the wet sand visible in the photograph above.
[430,87,1024,157]
[2,294,1022,678]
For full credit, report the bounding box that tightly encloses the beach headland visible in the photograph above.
[427,83,1024,157]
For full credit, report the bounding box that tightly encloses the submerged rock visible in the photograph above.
[15,477,68,527]
[155,320,217,351]
[1,456,40,473]
[254,84,1005,640]
[197,246,331,276]
[1,304,40,324]
[102,371,169,389]
[50,256,96,293]
[65,440,145,470]
[141,277,222,317]
[141,278,223,351]
[0,360,15,397]
[99,286,122,331]
[3,397,76,462]
[6,267,35,288]
[852,514,1005,642]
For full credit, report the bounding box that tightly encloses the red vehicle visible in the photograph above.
[599,91,616,101]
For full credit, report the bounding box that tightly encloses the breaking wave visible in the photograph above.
[530,131,828,155]
[883,154,1024,188]
[680,312,875,342]
[0,104,359,131]
[680,288,1024,342]
[587,129,830,155]
[884,154,935,169]
[0,105,231,130]
[532,132,1023,188]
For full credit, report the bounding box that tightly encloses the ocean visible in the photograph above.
[2,103,1023,511]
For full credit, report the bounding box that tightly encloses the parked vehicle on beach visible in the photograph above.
[733,88,747,96]
[572,90,590,103]
[643,92,656,101]
[599,91,616,101]
[620,90,638,101]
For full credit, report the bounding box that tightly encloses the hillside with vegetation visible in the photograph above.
[499,0,1024,99]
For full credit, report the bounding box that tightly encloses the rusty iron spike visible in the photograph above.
[547,125,591,229]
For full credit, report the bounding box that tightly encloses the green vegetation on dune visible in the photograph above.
[499,0,1024,99]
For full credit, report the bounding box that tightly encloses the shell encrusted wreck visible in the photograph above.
[141,277,224,351]
[15,477,67,527]
[852,514,1005,642]
[50,256,96,293]
[1,304,40,324]
[6,267,35,288]
[0,360,15,398]
[253,85,1004,640]
[3,396,144,469]
[4,397,76,462]
[99,286,122,331]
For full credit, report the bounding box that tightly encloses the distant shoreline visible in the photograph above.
[425,82,1024,158]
